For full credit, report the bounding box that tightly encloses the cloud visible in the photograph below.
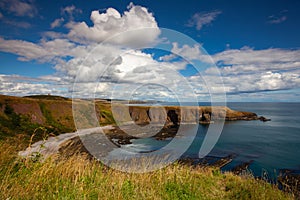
[160,42,211,63]
[66,3,160,45]
[2,34,299,99]
[189,68,300,99]
[268,15,287,24]
[0,37,88,62]
[58,47,198,100]
[211,47,300,75]
[61,5,81,15]
[2,19,31,28]
[0,3,299,101]
[61,5,82,20]
[225,89,300,102]
[0,0,37,17]
[187,10,222,30]
[268,10,288,24]
[201,47,300,94]
[165,44,300,96]
[222,70,300,93]
[0,9,31,28]
[0,3,160,60]
[50,18,64,29]
[0,74,68,96]
[0,3,164,98]
[0,37,48,61]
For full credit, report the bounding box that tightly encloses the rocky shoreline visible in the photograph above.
[19,104,271,160]
[104,104,270,142]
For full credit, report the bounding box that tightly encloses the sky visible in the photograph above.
[0,0,300,102]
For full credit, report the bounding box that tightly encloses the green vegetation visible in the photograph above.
[0,103,40,140]
[39,102,73,134]
[0,94,296,199]
[0,95,116,141]
[0,101,66,142]
[0,138,294,200]
[4,103,21,128]
[98,107,116,125]
[24,95,69,101]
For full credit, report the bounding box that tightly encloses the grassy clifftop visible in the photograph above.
[0,94,257,141]
[0,95,114,141]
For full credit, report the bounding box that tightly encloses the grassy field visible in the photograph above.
[0,137,295,200]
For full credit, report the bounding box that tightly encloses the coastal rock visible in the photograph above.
[258,116,271,122]
[211,155,234,168]
[126,105,259,126]
[278,169,300,197]
[58,136,92,160]
[200,113,211,124]
[231,160,254,175]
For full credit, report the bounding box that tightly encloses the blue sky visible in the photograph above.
[0,0,299,101]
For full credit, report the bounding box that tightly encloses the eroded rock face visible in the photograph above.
[126,106,258,126]
[167,110,179,126]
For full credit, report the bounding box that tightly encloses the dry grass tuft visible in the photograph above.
[0,138,295,200]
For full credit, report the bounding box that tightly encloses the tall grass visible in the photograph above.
[0,139,295,200]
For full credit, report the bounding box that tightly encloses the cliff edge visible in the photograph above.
[0,94,263,141]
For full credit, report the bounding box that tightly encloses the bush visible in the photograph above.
[4,104,14,115]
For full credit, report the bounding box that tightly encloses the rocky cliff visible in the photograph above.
[124,105,258,126]
[0,94,261,140]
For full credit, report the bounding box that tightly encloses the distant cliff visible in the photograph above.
[124,105,258,126]
[0,94,259,139]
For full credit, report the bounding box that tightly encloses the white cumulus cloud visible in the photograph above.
[66,3,160,46]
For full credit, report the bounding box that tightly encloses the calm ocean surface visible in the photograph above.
[127,102,300,179]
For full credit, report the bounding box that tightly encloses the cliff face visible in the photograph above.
[0,94,258,139]
[126,106,258,126]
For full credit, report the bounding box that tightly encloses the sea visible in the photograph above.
[124,102,300,180]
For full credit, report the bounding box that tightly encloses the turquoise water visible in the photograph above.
[128,102,300,179]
